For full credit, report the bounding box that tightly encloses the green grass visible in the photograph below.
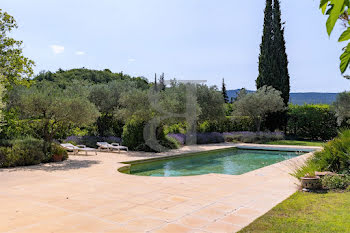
[264,140,324,147]
[239,191,350,233]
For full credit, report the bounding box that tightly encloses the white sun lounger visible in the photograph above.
[61,143,97,156]
[97,142,128,153]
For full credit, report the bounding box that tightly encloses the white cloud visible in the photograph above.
[75,51,86,56]
[50,45,64,54]
[128,58,136,62]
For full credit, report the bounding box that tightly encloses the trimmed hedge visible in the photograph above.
[287,104,338,141]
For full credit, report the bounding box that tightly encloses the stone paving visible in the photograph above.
[0,143,320,233]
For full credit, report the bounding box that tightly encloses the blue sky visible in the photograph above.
[2,0,350,92]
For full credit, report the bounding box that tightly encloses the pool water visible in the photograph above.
[121,148,306,177]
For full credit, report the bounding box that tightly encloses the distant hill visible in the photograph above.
[227,89,338,105]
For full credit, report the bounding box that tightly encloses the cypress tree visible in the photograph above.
[256,0,274,91]
[159,73,166,91]
[222,78,229,103]
[154,73,158,92]
[256,0,290,130]
[273,0,290,105]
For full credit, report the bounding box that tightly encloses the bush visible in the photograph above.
[223,131,284,143]
[167,133,186,145]
[167,132,225,145]
[0,137,47,168]
[321,175,350,190]
[122,118,178,152]
[295,129,350,179]
[287,104,338,141]
[51,143,68,161]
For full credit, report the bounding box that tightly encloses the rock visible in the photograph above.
[315,171,336,177]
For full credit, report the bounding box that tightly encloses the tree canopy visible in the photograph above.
[232,86,285,131]
[11,82,100,152]
[0,9,34,88]
[320,0,350,74]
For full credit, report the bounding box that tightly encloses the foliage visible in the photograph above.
[223,131,284,143]
[10,82,100,153]
[0,137,47,168]
[287,104,338,140]
[239,192,350,233]
[166,133,186,145]
[222,78,229,103]
[322,175,350,190]
[34,69,149,89]
[196,84,226,122]
[167,132,225,145]
[51,143,68,160]
[88,80,135,136]
[295,129,350,179]
[319,0,350,74]
[232,86,285,131]
[256,0,290,130]
[333,92,350,125]
[122,117,178,152]
[196,132,225,144]
[0,9,34,88]
[256,0,290,105]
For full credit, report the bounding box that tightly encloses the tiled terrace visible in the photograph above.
[0,143,320,233]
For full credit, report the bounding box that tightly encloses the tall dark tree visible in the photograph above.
[154,73,158,92]
[273,0,290,105]
[256,0,290,130]
[256,0,274,91]
[222,78,229,103]
[159,73,166,91]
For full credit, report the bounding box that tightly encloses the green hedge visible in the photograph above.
[287,104,338,141]
[198,117,255,133]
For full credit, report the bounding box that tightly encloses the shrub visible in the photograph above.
[322,175,350,190]
[197,132,225,144]
[294,129,350,179]
[223,131,284,143]
[287,104,338,141]
[167,133,186,146]
[0,137,47,168]
[51,143,68,161]
[167,133,225,145]
[122,118,178,152]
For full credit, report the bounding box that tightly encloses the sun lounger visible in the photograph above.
[61,143,97,156]
[97,142,128,153]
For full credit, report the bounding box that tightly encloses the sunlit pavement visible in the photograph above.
[0,143,320,233]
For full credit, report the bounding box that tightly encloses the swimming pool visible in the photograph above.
[120,147,311,177]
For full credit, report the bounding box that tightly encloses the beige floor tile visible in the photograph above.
[151,223,195,233]
[203,221,242,233]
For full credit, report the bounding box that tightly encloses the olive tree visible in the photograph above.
[12,82,100,153]
[232,86,285,131]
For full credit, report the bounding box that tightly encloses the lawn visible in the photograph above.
[264,140,324,147]
[239,191,350,233]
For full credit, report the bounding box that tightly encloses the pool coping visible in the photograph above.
[117,144,322,176]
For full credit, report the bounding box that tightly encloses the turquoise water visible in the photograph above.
[122,149,305,177]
